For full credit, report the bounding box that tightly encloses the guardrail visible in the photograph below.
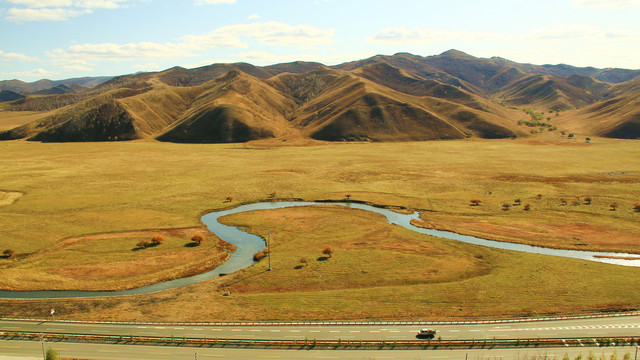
[2,311,639,327]
[1,331,638,350]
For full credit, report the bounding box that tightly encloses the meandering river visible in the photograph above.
[1,201,638,299]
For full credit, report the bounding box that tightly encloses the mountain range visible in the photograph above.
[1,50,638,143]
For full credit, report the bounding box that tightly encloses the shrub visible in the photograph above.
[345,194,351,200]
[501,203,511,211]
[136,240,150,249]
[610,202,618,211]
[514,198,521,205]
[253,251,266,261]
[633,203,640,212]
[322,246,334,258]
[572,199,580,206]
[523,204,531,211]
[269,192,276,198]
[470,199,482,206]
[225,195,234,202]
[191,234,205,245]
[560,198,567,205]
[583,196,592,205]
[585,137,591,143]
[46,348,60,360]
[3,249,15,258]
[299,257,308,266]
[151,234,165,245]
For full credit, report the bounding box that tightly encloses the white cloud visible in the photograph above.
[369,27,507,44]
[195,0,236,5]
[248,13,259,20]
[6,0,73,7]
[48,41,195,62]
[528,25,640,42]
[0,50,38,61]
[11,68,59,79]
[216,21,335,48]
[5,7,91,21]
[7,0,129,8]
[572,0,640,8]
[5,0,130,21]
[132,62,162,70]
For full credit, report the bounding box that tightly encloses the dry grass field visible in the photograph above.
[0,135,639,321]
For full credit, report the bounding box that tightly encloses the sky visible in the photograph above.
[1,0,639,82]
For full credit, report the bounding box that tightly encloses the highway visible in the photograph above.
[1,315,639,341]
[1,339,638,360]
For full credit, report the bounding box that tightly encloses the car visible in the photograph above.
[416,328,436,339]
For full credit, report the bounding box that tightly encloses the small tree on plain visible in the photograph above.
[585,137,591,143]
[610,202,618,211]
[253,251,266,261]
[514,198,521,205]
[299,257,308,267]
[536,193,543,200]
[151,234,164,245]
[633,202,640,212]
[502,203,511,211]
[583,196,592,205]
[46,348,60,360]
[523,203,531,211]
[3,249,15,258]
[136,240,150,249]
[322,246,334,258]
[345,194,351,200]
[470,199,482,206]
[560,198,567,205]
[191,234,205,245]
[225,195,234,202]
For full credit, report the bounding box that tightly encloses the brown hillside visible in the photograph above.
[158,69,297,143]
[495,74,608,110]
[562,78,640,139]
[2,51,638,142]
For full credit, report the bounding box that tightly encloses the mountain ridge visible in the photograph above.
[1,50,639,142]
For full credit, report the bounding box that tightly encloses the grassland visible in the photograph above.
[0,135,639,321]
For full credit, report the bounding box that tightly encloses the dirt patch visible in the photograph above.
[0,191,22,206]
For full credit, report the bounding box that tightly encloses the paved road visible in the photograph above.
[1,316,639,341]
[1,339,638,360]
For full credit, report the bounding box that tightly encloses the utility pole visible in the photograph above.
[267,228,272,271]
[40,335,45,360]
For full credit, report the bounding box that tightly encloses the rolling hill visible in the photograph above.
[1,50,638,142]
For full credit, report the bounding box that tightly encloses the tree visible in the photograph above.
[151,234,164,245]
[633,202,640,212]
[253,251,266,261]
[610,202,618,211]
[345,194,351,200]
[191,233,205,245]
[514,198,521,205]
[536,193,543,199]
[3,249,15,258]
[583,196,592,205]
[299,257,308,267]
[470,199,482,206]
[585,137,591,143]
[560,198,567,205]
[46,348,60,360]
[501,203,511,211]
[523,203,531,211]
[322,246,334,258]
[568,133,574,139]
[225,195,234,202]
[136,240,150,249]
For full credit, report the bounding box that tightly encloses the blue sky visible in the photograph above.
[1,0,639,82]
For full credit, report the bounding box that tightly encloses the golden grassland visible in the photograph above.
[0,135,639,321]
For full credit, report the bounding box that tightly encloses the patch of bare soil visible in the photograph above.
[0,191,22,206]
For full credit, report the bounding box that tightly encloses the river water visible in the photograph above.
[0,201,638,299]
